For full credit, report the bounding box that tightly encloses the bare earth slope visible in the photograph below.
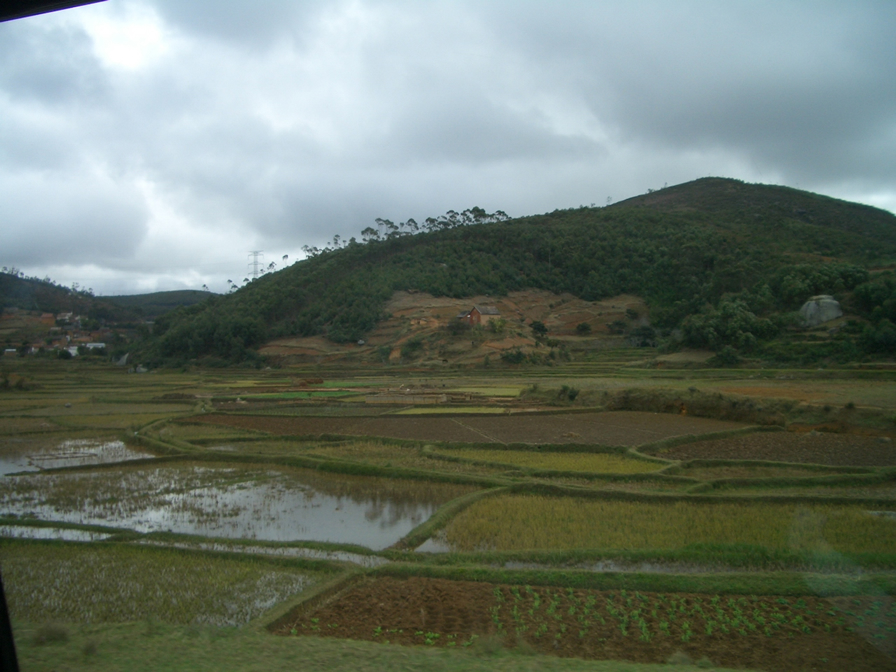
[260,289,649,365]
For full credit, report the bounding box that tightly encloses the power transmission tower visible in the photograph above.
[248,251,263,280]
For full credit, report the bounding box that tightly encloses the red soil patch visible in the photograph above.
[189,411,746,446]
[275,577,895,672]
[657,432,896,467]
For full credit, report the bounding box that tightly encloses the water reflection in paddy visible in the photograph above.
[0,525,110,542]
[0,436,153,474]
[138,540,389,567]
[0,463,476,550]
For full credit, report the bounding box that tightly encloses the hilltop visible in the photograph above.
[139,177,896,367]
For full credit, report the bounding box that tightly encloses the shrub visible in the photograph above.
[400,337,424,359]
[710,345,740,367]
[501,348,526,364]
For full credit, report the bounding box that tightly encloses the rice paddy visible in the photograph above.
[433,448,666,474]
[0,436,153,474]
[0,540,325,626]
[2,363,896,670]
[396,406,506,414]
[444,386,523,396]
[0,463,475,548]
[436,495,896,554]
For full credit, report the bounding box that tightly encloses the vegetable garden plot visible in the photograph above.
[276,577,896,672]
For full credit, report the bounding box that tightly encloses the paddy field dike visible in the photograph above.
[1,358,895,671]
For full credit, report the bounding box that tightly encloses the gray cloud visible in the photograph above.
[0,20,107,105]
[0,171,148,266]
[0,0,893,295]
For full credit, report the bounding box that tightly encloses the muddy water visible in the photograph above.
[0,436,153,474]
[0,464,475,550]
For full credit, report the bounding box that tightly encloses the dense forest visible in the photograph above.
[138,178,896,365]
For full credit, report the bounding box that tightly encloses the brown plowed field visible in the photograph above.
[657,432,896,467]
[188,411,746,446]
[275,577,896,672]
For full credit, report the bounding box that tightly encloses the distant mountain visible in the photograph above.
[104,290,214,319]
[0,273,115,318]
[1,274,214,323]
[139,178,896,365]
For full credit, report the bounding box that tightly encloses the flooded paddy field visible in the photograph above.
[0,462,476,549]
[137,539,389,567]
[0,525,110,542]
[189,411,748,446]
[0,434,154,474]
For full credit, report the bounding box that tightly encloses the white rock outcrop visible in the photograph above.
[799,295,842,327]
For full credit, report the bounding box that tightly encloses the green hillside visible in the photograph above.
[143,178,896,366]
[0,270,215,318]
[0,272,106,317]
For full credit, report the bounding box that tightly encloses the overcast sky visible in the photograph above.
[2,1,894,296]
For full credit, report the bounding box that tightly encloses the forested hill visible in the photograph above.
[0,273,214,323]
[144,178,896,365]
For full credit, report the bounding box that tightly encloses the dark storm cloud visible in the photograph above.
[0,0,893,294]
[488,0,896,185]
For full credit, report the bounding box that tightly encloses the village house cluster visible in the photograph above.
[1,307,109,358]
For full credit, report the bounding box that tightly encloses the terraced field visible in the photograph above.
[2,363,895,671]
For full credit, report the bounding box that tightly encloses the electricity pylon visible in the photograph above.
[248,251,263,280]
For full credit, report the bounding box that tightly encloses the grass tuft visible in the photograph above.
[32,622,68,645]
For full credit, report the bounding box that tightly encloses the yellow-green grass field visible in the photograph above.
[434,449,666,474]
[11,620,738,672]
[440,495,896,554]
[54,413,184,429]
